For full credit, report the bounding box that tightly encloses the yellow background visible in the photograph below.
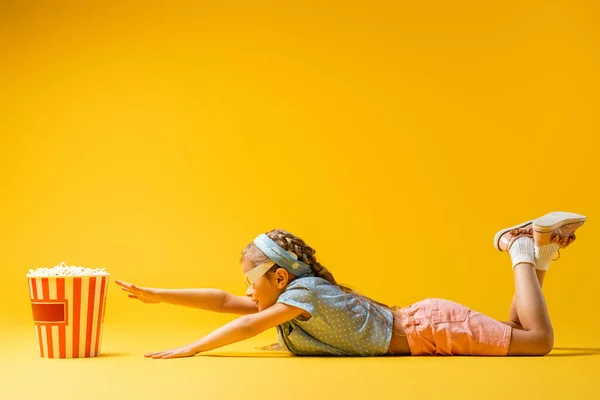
[1,1,599,399]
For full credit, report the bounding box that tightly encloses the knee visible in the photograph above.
[534,330,554,356]
[541,332,554,355]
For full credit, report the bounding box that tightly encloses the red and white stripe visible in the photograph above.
[28,276,109,358]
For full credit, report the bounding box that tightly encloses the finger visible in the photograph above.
[119,281,137,291]
[121,286,139,294]
[163,351,180,359]
[128,294,138,299]
[148,350,169,357]
[125,284,140,292]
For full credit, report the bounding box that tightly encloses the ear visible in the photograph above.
[274,268,290,288]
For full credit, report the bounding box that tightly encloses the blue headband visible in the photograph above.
[253,233,314,277]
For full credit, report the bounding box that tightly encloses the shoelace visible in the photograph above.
[551,232,576,247]
[510,227,533,236]
[550,232,577,260]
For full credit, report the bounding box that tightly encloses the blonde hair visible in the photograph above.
[240,229,407,342]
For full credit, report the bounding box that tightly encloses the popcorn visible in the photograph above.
[26,261,109,277]
[27,261,110,358]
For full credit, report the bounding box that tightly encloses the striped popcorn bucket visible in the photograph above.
[28,275,109,358]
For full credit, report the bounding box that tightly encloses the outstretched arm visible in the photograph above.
[220,294,260,315]
[145,302,307,359]
[115,280,228,312]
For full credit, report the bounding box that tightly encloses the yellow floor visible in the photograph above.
[2,325,599,400]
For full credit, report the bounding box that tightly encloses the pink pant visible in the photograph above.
[398,298,512,356]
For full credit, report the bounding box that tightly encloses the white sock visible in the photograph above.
[508,236,536,270]
[534,243,560,271]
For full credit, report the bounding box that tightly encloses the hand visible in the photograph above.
[144,344,199,359]
[115,280,161,304]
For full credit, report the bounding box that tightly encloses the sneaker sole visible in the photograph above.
[493,220,534,251]
[532,211,587,233]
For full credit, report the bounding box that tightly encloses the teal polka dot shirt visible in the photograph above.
[275,276,394,356]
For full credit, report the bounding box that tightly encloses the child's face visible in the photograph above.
[241,259,289,312]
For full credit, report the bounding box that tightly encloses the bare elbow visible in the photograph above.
[238,316,257,336]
